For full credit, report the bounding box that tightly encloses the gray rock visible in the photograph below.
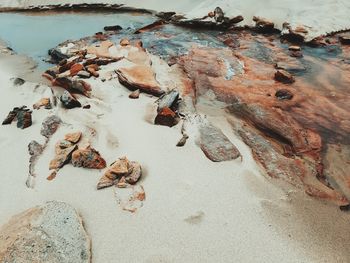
[41,115,62,138]
[13,77,25,86]
[60,91,82,109]
[199,122,241,162]
[0,201,91,263]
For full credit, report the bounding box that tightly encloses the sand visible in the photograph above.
[1,0,350,41]
[0,40,350,263]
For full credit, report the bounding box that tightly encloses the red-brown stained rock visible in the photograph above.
[70,64,84,76]
[154,107,177,127]
[71,147,106,169]
[274,69,295,84]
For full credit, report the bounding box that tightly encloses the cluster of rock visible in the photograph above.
[2,105,32,129]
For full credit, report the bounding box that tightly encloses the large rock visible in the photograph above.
[0,201,91,263]
[117,65,165,96]
[198,122,241,162]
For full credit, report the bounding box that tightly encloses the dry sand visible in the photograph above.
[0,44,350,263]
[1,0,350,41]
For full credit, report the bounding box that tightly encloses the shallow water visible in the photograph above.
[0,11,155,68]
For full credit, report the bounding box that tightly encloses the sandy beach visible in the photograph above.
[0,2,350,263]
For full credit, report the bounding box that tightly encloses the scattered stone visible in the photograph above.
[154,107,177,127]
[104,25,122,31]
[120,38,130,46]
[275,61,306,74]
[117,65,165,96]
[157,89,179,113]
[71,146,107,169]
[0,201,91,263]
[33,97,52,110]
[47,170,57,181]
[253,16,275,32]
[274,69,295,84]
[64,131,82,144]
[339,34,350,45]
[13,77,25,86]
[77,71,91,79]
[199,122,241,162]
[129,89,140,99]
[49,144,78,170]
[105,157,131,180]
[60,90,82,109]
[176,134,189,147]
[275,89,294,100]
[40,115,61,138]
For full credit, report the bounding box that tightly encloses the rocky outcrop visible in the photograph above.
[0,201,91,263]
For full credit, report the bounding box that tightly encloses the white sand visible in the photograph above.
[0,46,350,263]
[1,0,350,40]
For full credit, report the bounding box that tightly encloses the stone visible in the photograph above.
[134,20,166,34]
[199,122,241,162]
[289,50,303,58]
[28,140,43,156]
[71,147,107,169]
[60,91,82,109]
[72,80,92,97]
[0,201,91,263]
[129,89,140,99]
[16,109,32,129]
[41,115,61,138]
[154,107,177,127]
[2,106,22,125]
[275,89,294,100]
[104,25,122,31]
[33,97,51,110]
[86,67,99,78]
[117,65,165,96]
[70,63,84,76]
[13,77,25,86]
[214,7,225,23]
[253,16,275,32]
[125,161,142,184]
[274,69,295,84]
[49,144,78,170]
[289,45,301,51]
[157,89,180,112]
[64,131,82,144]
[275,61,306,74]
[120,38,130,46]
[176,134,189,147]
[77,71,91,79]
[97,174,114,190]
[339,34,350,45]
[105,157,131,180]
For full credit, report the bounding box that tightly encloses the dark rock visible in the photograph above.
[104,25,122,31]
[199,122,241,162]
[77,71,91,79]
[156,12,176,21]
[40,115,61,138]
[129,89,140,99]
[214,7,225,23]
[176,134,189,147]
[48,48,69,63]
[253,16,275,32]
[60,91,82,109]
[289,45,301,51]
[13,77,25,86]
[71,146,107,169]
[274,69,295,84]
[275,89,294,100]
[289,50,303,58]
[2,107,19,125]
[16,109,32,129]
[154,107,177,127]
[134,20,166,34]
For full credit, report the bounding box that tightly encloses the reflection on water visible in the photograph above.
[0,11,155,69]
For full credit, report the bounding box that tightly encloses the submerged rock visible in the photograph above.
[199,122,241,162]
[41,115,61,138]
[0,201,91,263]
[71,147,106,169]
[60,91,82,109]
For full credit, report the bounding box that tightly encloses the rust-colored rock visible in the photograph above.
[274,69,295,84]
[71,146,106,169]
[70,63,84,76]
[49,144,77,170]
[120,38,130,46]
[154,107,177,127]
[117,65,164,96]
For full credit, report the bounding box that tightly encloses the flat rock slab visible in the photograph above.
[199,123,241,162]
[0,201,91,263]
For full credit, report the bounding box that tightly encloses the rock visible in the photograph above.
[125,161,142,184]
[86,67,99,78]
[275,89,294,100]
[53,76,73,90]
[176,134,189,147]
[41,115,61,138]
[71,146,107,169]
[253,16,275,32]
[77,71,91,79]
[129,89,140,99]
[16,109,32,129]
[2,106,24,125]
[47,170,57,181]
[0,201,91,263]
[49,48,69,63]
[120,38,130,46]
[60,91,82,109]
[117,65,165,96]
[28,140,43,156]
[104,25,122,31]
[274,69,295,84]
[157,89,180,112]
[105,157,131,180]
[49,144,78,170]
[156,12,176,21]
[134,20,166,34]
[72,79,92,97]
[275,61,306,74]
[13,77,25,86]
[64,131,82,144]
[289,50,303,58]
[199,122,241,162]
[154,107,177,127]
[97,174,114,190]
[83,104,91,109]
[70,63,84,76]
[33,97,51,110]
[289,45,301,51]
[214,7,225,23]
[339,34,350,45]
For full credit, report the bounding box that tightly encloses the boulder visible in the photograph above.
[117,65,165,96]
[41,115,61,138]
[154,107,177,127]
[199,122,241,162]
[60,91,82,109]
[71,147,106,169]
[274,69,295,84]
[0,201,91,263]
